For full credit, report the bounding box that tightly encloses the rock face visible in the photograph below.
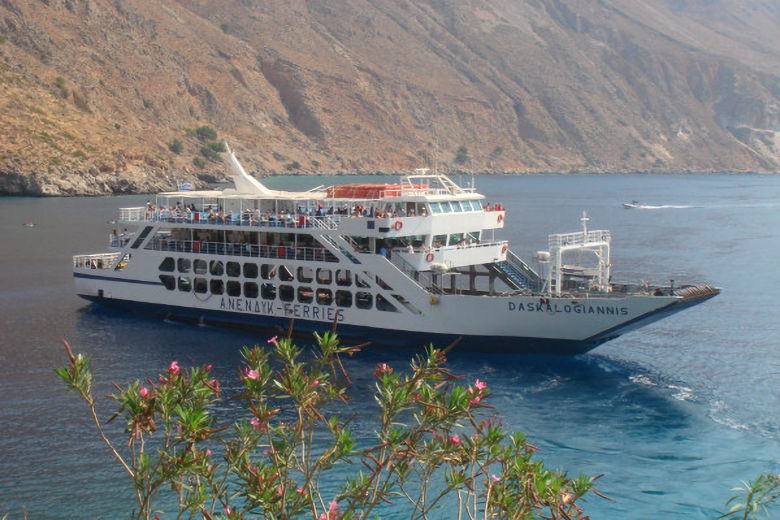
[1,0,779,195]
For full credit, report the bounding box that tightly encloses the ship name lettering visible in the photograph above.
[219,297,343,321]
[507,301,628,316]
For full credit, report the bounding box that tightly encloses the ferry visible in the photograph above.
[72,148,719,354]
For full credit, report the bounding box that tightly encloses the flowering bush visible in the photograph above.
[56,329,598,520]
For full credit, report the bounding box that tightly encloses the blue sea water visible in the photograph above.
[0,173,778,519]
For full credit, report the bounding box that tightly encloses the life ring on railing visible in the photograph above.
[501,244,507,254]
[425,252,434,262]
[394,220,403,231]
[497,213,504,223]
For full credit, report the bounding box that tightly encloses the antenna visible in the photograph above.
[581,211,589,236]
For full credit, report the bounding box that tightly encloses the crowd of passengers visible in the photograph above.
[143,200,504,225]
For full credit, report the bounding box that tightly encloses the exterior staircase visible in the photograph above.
[488,250,542,292]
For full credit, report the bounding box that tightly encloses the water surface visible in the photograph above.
[0,173,778,519]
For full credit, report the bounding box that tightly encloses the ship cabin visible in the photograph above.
[103,157,550,298]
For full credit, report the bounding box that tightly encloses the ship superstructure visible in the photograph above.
[73,150,719,354]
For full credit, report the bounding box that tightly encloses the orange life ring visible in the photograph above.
[501,244,507,254]
[497,213,504,223]
[394,220,403,231]
[425,252,434,262]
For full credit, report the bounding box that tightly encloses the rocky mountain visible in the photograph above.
[1,0,779,195]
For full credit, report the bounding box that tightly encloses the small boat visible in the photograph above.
[622,201,641,209]
[23,221,35,227]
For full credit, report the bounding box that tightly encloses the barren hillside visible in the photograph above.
[1,0,778,195]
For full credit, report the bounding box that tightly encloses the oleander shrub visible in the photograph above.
[56,330,597,520]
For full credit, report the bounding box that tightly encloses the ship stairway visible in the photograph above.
[319,234,361,264]
[488,250,542,292]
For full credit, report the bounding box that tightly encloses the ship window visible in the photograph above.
[335,290,352,307]
[376,294,398,312]
[449,233,464,246]
[336,269,352,286]
[226,281,241,297]
[355,274,370,288]
[316,268,332,284]
[261,264,275,280]
[244,282,258,298]
[261,283,276,300]
[279,285,294,302]
[159,257,175,272]
[194,259,207,274]
[178,276,192,292]
[471,200,483,210]
[244,263,258,279]
[209,260,224,276]
[279,265,294,282]
[297,286,313,304]
[177,258,191,273]
[356,292,372,309]
[433,235,446,248]
[194,278,208,293]
[440,202,453,213]
[226,262,241,277]
[159,274,175,290]
[297,266,313,283]
[429,202,442,214]
[316,288,333,305]
[210,279,224,295]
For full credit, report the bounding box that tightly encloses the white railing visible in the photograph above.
[73,252,121,270]
[548,230,610,249]
[119,207,146,221]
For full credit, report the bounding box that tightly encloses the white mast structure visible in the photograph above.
[546,211,611,296]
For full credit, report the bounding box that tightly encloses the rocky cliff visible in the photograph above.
[1,0,779,195]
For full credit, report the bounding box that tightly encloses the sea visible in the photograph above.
[0,173,778,519]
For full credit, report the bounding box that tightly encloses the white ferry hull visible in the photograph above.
[74,266,716,355]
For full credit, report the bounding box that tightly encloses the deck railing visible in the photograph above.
[548,230,610,249]
[118,208,340,230]
[144,238,339,263]
[73,252,121,270]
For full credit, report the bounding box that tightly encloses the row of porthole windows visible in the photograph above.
[158,275,396,311]
[159,257,363,287]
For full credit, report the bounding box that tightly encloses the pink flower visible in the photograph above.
[206,449,212,456]
[470,396,481,405]
[373,362,393,378]
[267,335,278,344]
[276,486,283,495]
[224,506,232,514]
[474,379,486,391]
[319,514,327,520]
[491,474,501,482]
[170,361,180,374]
[450,434,461,445]
[312,379,319,387]
[250,417,260,427]
[139,386,150,398]
[245,367,259,380]
[206,364,213,371]
[329,500,340,512]
[297,486,305,495]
